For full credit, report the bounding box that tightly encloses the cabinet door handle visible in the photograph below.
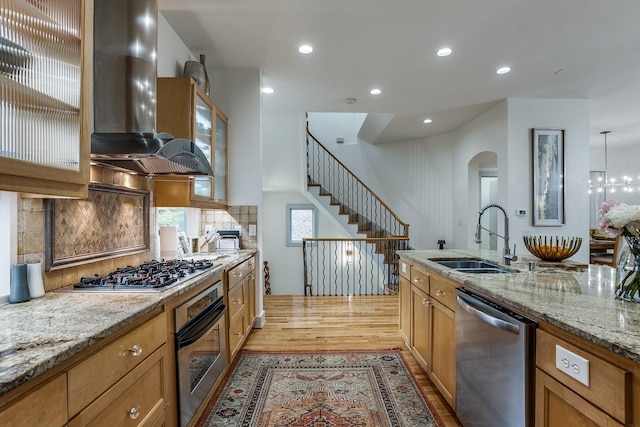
[413,277,421,283]
[234,299,242,304]
[422,298,430,306]
[435,289,444,296]
[128,344,143,357]
[129,406,141,420]
[235,332,242,337]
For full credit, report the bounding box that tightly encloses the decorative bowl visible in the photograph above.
[522,236,583,262]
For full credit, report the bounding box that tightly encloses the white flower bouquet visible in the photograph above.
[600,200,640,300]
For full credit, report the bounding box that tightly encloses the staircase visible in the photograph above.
[303,123,410,296]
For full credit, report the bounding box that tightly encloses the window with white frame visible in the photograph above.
[286,204,317,246]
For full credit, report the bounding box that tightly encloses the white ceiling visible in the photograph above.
[159,0,640,149]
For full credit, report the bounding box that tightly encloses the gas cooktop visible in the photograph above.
[58,258,222,293]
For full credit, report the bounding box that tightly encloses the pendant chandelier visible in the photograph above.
[589,131,640,197]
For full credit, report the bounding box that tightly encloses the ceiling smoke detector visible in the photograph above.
[345,97,357,104]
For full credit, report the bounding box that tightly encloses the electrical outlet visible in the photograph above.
[555,345,590,386]
[234,224,242,236]
[249,224,256,236]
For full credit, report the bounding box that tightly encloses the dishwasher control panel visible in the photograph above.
[556,344,590,386]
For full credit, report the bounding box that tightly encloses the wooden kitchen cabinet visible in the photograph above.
[536,369,624,427]
[0,373,68,427]
[535,328,630,426]
[155,77,228,208]
[67,312,169,426]
[398,259,411,345]
[411,284,431,371]
[399,257,457,410]
[226,255,256,362]
[0,0,92,198]
[429,296,456,407]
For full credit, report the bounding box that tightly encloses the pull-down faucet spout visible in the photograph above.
[475,203,518,265]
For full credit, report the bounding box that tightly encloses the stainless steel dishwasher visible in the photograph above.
[455,287,537,427]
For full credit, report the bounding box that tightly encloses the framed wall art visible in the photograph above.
[532,128,565,226]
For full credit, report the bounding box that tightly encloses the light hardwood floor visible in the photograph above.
[242,294,462,427]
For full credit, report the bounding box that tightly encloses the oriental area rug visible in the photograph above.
[196,350,443,427]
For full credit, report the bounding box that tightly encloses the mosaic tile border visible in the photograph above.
[44,183,150,271]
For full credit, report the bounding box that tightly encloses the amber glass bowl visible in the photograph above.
[523,236,583,262]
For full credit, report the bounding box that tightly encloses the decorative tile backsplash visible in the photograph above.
[17,166,154,291]
[45,184,149,270]
[201,205,258,249]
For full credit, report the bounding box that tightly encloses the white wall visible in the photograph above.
[450,101,508,249]
[158,13,195,77]
[262,191,349,294]
[262,112,306,191]
[308,113,456,250]
[506,98,590,263]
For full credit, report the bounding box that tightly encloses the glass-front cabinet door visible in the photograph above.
[214,109,228,204]
[155,77,228,208]
[192,91,214,201]
[0,0,91,198]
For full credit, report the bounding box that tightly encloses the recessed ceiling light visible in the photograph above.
[298,44,313,54]
[261,87,274,94]
[496,66,511,75]
[436,47,452,57]
[423,118,433,124]
[370,88,382,95]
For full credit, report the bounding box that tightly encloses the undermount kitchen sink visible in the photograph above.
[432,259,517,274]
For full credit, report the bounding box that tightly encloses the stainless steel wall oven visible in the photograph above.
[175,274,226,427]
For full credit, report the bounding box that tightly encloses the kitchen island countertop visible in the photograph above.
[0,249,256,396]
[398,249,640,364]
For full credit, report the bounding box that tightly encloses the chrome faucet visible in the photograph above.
[475,203,518,265]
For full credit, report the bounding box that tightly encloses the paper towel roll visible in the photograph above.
[160,225,178,259]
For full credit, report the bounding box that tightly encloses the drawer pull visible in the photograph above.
[128,344,143,357]
[435,289,444,296]
[129,406,141,420]
[235,332,242,337]
[413,277,421,283]
[422,298,430,306]
[234,299,242,304]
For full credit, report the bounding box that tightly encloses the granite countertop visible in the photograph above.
[0,249,256,396]
[398,249,640,364]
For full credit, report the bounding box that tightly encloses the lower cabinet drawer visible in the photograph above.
[410,267,429,294]
[428,275,457,310]
[228,312,246,359]
[0,373,68,427]
[228,282,245,321]
[536,329,630,424]
[69,346,167,427]
[67,313,167,416]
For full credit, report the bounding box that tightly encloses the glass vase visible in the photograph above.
[615,230,640,301]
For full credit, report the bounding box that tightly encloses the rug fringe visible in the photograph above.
[239,347,404,355]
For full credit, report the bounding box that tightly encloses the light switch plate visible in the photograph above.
[249,224,257,236]
[555,344,590,386]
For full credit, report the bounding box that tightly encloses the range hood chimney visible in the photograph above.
[90,0,213,176]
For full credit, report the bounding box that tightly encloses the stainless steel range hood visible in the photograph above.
[90,0,213,176]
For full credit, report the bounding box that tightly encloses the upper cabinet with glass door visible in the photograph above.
[0,0,92,198]
[155,77,227,208]
[214,108,228,205]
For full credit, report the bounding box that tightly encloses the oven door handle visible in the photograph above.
[176,304,225,349]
